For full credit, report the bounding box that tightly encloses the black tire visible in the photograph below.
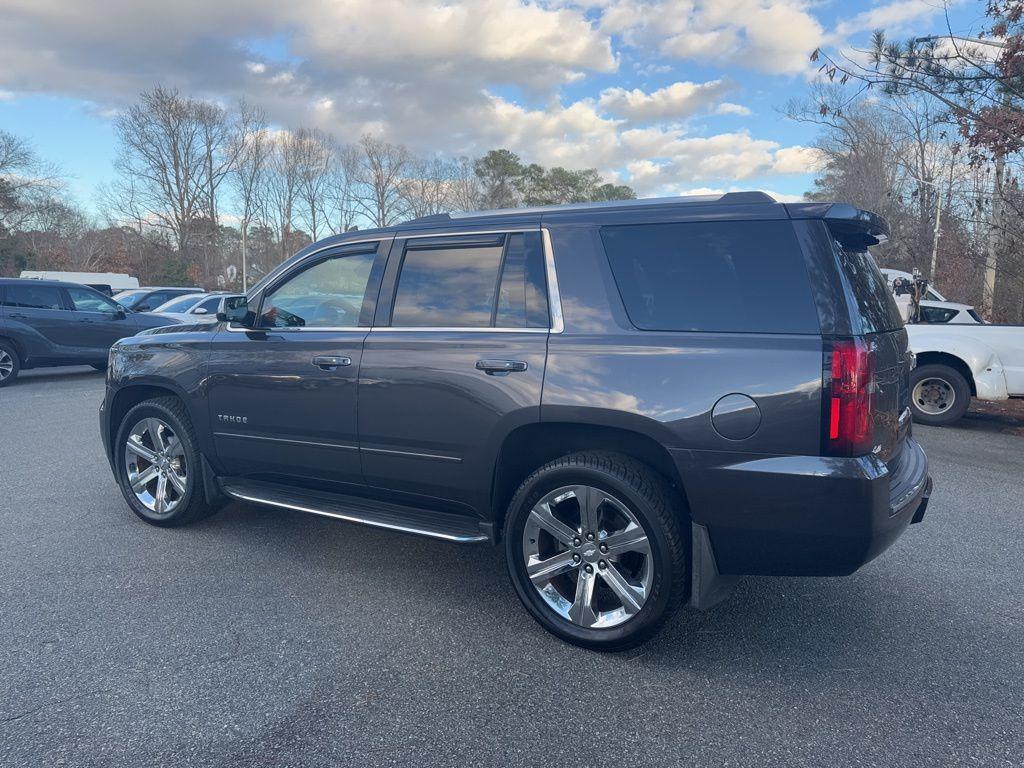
[0,340,19,387]
[910,363,971,426]
[504,451,688,651]
[113,396,222,527]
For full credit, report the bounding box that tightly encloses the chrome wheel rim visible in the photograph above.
[522,485,653,629]
[0,349,13,380]
[913,377,955,416]
[124,418,187,514]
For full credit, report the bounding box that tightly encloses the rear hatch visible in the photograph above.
[832,241,912,466]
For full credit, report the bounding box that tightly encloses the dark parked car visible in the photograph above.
[0,279,179,386]
[98,192,931,650]
[112,286,203,312]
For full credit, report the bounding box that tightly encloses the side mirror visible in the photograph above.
[217,295,253,326]
[193,307,209,315]
[114,306,127,320]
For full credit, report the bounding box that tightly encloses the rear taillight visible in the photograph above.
[822,338,874,456]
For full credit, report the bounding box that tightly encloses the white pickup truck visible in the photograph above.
[907,323,1024,425]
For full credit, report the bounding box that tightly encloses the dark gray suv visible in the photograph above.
[98,192,931,650]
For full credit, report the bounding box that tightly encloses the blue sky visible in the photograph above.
[0,0,989,213]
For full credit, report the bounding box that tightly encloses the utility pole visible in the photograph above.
[983,145,1004,320]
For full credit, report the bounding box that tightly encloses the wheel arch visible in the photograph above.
[490,421,689,537]
[0,334,27,365]
[108,383,189,456]
[914,351,977,396]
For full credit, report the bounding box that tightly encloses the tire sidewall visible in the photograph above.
[505,462,679,650]
[114,400,200,525]
[910,364,970,426]
[0,341,19,387]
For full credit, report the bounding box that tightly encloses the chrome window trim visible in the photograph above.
[223,226,566,335]
[223,324,365,333]
[541,227,564,334]
[372,327,548,334]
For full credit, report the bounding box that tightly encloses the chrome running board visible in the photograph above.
[219,478,489,543]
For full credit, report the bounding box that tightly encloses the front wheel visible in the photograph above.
[504,452,688,651]
[0,341,19,387]
[113,396,222,526]
[910,363,971,426]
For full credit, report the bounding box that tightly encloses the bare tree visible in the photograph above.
[112,86,208,265]
[400,156,458,219]
[294,128,336,241]
[228,102,270,290]
[324,144,359,234]
[350,135,413,227]
[264,130,305,261]
[0,130,64,233]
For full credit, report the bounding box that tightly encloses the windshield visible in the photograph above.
[113,289,147,307]
[154,294,206,313]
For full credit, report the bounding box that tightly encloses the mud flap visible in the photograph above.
[687,522,740,610]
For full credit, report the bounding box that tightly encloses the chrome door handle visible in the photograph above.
[312,355,351,371]
[476,359,528,375]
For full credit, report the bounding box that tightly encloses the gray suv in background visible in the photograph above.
[98,192,931,650]
[0,279,178,387]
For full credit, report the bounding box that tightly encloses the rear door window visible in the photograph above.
[391,232,548,328]
[600,220,820,334]
[2,284,65,310]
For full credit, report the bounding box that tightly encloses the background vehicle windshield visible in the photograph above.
[113,289,147,307]
[154,294,206,313]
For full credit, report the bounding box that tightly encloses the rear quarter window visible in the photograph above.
[832,244,903,334]
[600,220,820,334]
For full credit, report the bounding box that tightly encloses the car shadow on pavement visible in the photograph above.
[200,500,973,685]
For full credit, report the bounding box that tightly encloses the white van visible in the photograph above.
[19,271,139,295]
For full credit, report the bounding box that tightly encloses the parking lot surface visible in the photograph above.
[2,367,1022,767]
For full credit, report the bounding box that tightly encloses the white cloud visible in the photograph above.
[716,102,752,116]
[772,145,825,174]
[598,80,734,122]
[835,0,956,38]
[601,0,825,75]
[0,0,822,200]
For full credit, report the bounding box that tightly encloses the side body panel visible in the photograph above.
[906,324,1020,399]
[358,231,548,517]
[205,326,368,485]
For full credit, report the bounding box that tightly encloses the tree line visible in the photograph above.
[807,0,1024,322]
[0,86,635,290]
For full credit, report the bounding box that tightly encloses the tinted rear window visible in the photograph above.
[2,283,64,310]
[601,220,819,334]
[833,244,903,334]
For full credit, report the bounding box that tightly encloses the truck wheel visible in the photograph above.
[0,341,20,387]
[113,396,222,527]
[910,363,971,426]
[504,452,688,651]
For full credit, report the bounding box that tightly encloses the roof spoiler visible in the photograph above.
[785,202,890,247]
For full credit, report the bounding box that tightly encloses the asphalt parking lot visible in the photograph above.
[2,367,1022,767]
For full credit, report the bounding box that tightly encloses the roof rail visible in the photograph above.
[404,191,776,223]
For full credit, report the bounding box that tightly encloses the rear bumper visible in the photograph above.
[673,438,931,577]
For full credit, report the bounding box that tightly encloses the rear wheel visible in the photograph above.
[0,341,19,387]
[113,397,222,526]
[910,363,971,426]
[504,452,688,651]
